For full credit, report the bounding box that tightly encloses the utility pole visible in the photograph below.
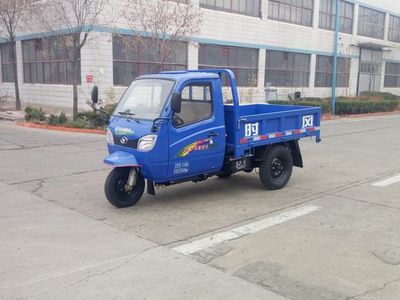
[331,0,341,115]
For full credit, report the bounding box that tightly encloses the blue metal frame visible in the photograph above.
[331,0,341,114]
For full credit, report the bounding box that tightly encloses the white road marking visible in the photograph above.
[173,205,320,256]
[372,174,400,187]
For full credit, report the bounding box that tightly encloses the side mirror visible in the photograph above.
[171,92,181,114]
[91,86,99,104]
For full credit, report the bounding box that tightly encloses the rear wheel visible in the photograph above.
[243,167,254,173]
[259,145,293,190]
[217,171,232,179]
[105,167,145,208]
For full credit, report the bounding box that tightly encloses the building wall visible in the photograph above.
[0,0,400,110]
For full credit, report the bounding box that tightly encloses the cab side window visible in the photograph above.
[173,83,212,127]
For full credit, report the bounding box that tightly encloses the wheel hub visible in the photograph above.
[271,158,284,178]
[116,179,134,193]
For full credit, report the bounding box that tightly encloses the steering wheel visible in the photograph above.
[173,114,184,126]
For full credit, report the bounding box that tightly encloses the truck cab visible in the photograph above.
[101,69,321,208]
[106,71,227,182]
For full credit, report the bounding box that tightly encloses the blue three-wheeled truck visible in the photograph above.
[91,69,321,208]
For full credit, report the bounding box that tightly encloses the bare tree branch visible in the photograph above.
[123,0,202,71]
[0,0,35,110]
[33,0,114,118]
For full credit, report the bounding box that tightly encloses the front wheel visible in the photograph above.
[259,145,293,190]
[104,167,145,208]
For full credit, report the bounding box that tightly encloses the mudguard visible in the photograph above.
[104,151,140,167]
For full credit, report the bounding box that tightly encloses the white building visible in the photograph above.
[1,0,400,111]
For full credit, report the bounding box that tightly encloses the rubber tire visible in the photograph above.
[104,167,145,208]
[259,145,293,190]
[243,168,254,173]
[217,170,233,179]
[217,171,232,179]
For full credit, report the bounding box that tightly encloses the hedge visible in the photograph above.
[337,100,398,114]
[268,101,330,113]
[24,105,114,129]
[268,99,399,115]
[359,91,400,101]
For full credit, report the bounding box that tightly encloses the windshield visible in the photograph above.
[115,79,175,120]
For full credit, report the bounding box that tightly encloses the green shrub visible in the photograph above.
[59,112,68,124]
[296,101,330,113]
[75,111,101,128]
[70,110,109,129]
[47,114,57,125]
[25,105,112,129]
[268,100,331,113]
[268,99,399,115]
[48,112,68,125]
[302,97,325,102]
[359,91,400,100]
[68,117,92,129]
[336,96,353,102]
[103,103,117,116]
[335,100,399,114]
[25,107,46,122]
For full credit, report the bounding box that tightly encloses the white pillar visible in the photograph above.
[384,12,390,41]
[188,42,199,70]
[313,0,320,29]
[380,58,386,91]
[353,4,359,36]
[349,57,359,96]
[261,0,268,20]
[254,49,267,102]
[309,54,316,88]
[79,32,114,105]
[258,49,266,90]
[190,0,200,70]
[16,41,24,89]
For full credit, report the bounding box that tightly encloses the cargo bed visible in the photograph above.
[224,103,321,157]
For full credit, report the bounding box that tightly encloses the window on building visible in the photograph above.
[357,6,385,39]
[359,61,381,75]
[265,50,310,87]
[22,36,80,85]
[319,0,354,34]
[389,15,400,43]
[384,62,400,88]
[268,0,314,27]
[174,83,212,126]
[199,0,261,17]
[315,55,350,87]
[198,44,258,87]
[0,43,15,83]
[113,35,188,86]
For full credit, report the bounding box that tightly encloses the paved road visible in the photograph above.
[0,114,399,299]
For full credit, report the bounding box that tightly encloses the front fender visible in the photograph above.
[104,151,140,167]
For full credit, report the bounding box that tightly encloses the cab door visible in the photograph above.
[168,79,225,179]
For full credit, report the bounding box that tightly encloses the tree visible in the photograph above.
[35,0,109,119]
[123,0,202,72]
[0,0,31,110]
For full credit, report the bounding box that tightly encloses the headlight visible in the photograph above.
[138,135,157,152]
[106,128,114,145]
